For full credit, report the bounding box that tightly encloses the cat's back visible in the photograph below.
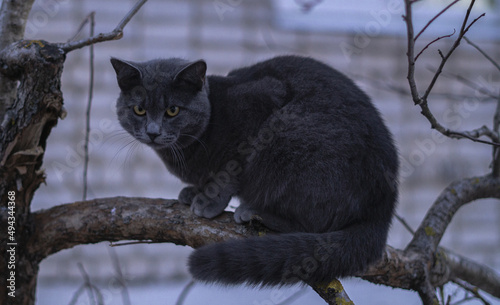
[227,55,372,109]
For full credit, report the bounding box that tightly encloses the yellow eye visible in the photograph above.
[166,106,180,117]
[133,105,146,116]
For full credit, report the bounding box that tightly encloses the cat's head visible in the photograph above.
[110,57,210,150]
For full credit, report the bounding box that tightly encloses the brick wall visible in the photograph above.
[27,0,500,282]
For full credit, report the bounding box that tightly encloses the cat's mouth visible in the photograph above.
[142,134,178,149]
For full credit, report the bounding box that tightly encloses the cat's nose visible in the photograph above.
[147,132,160,141]
[146,122,161,142]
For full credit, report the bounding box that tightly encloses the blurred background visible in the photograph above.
[25,0,500,304]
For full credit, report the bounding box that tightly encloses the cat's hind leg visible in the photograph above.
[234,204,299,233]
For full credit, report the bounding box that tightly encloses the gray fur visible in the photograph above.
[111,55,399,286]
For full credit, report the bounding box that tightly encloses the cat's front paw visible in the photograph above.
[191,194,227,219]
[234,205,259,224]
[179,186,197,205]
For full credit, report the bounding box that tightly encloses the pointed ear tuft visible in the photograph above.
[110,57,142,91]
[174,60,207,91]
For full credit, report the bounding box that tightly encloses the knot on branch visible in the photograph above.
[0,40,65,80]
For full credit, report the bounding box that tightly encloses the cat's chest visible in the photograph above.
[156,147,217,186]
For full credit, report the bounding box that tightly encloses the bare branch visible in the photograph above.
[57,0,148,53]
[26,196,500,302]
[446,249,500,298]
[439,71,499,100]
[414,0,460,41]
[493,97,500,176]
[83,12,96,201]
[395,213,416,235]
[403,0,497,146]
[452,279,492,305]
[175,280,196,305]
[460,36,500,176]
[30,197,253,258]
[464,36,500,73]
[421,0,485,101]
[415,29,456,62]
[107,247,131,305]
[407,175,500,258]
[403,0,421,104]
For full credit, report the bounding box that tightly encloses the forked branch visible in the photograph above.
[407,175,500,259]
[404,0,496,146]
[57,0,148,53]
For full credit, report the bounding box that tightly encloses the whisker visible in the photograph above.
[124,141,143,166]
[180,133,209,156]
[173,143,187,175]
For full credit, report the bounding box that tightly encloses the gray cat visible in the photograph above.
[111,55,399,286]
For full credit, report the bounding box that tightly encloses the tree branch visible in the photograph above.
[28,197,500,302]
[403,0,497,146]
[407,175,500,258]
[57,0,148,53]
[414,0,460,41]
[30,197,253,258]
[0,0,36,118]
[445,249,500,298]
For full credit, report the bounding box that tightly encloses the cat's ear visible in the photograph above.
[174,60,207,91]
[110,57,142,91]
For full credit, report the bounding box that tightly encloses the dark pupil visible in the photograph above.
[170,106,176,112]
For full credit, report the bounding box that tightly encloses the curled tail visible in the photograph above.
[188,221,388,286]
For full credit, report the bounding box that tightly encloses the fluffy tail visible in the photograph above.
[188,221,387,286]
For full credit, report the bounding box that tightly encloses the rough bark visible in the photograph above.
[407,175,500,259]
[0,0,36,118]
[26,197,500,301]
[0,39,65,305]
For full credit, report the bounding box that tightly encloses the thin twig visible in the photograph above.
[110,240,155,247]
[78,263,96,305]
[464,36,500,72]
[277,287,309,305]
[493,96,500,176]
[404,0,498,146]
[404,0,422,105]
[108,247,131,305]
[422,2,485,102]
[415,29,456,62]
[83,12,95,201]
[67,285,86,305]
[77,263,104,305]
[447,129,500,145]
[175,280,196,305]
[461,36,500,174]
[395,214,415,235]
[414,0,461,41]
[67,12,95,43]
[451,279,492,305]
[438,70,499,100]
[58,0,148,53]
